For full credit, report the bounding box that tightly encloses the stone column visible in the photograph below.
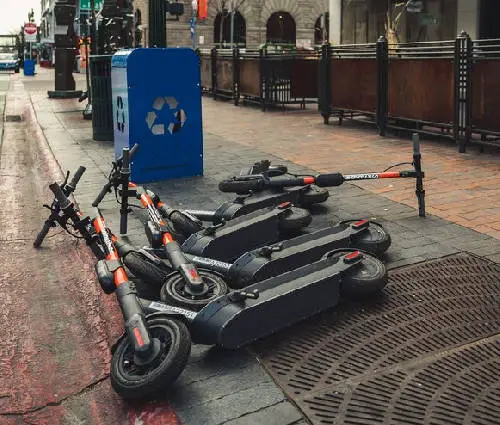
[457,0,479,40]
[329,0,341,44]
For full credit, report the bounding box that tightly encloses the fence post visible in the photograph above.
[376,36,388,136]
[233,46,240,106]
[211,47,217,100]
[453,31,472,153]
[319,42,331,124]
[259,48,266,111]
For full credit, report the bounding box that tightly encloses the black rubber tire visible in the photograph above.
[110,315,191,400]
[160,269,229,311]
[170,211,204,237]
[123,252,171,287]
[297,185,329,206]
[33,221,52,248]
[339,250,388,297]
[345,221,392,256]
[278,207,312,231]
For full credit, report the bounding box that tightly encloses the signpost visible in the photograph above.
[24,22,37,63]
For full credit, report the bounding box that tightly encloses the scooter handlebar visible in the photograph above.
[49,183,72,210]
[315,173,345,187]
[67,166,86,191]
[218,178,264,193]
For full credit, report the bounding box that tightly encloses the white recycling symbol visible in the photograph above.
[145,96,187,136]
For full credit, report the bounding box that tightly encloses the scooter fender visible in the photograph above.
[190,253,359,349]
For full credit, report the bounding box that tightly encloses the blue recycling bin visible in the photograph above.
[111,48,203,184]
[23,60,35,76]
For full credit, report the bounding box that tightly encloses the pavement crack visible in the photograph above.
[218,400,286,424]
[0,375,110,416]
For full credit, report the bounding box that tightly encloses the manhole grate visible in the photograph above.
[253,254,500,425]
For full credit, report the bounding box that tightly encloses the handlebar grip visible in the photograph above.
[129,143,139,159]
[49,183,71,209]
[122,148,130,170]
[67,166,86,191]
[218,178,263,193]
[412,133,420,155]
[315,173,345,187]
[33,220,52,248]
[92,181,112,207]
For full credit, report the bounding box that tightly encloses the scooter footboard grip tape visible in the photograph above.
[315,173,344,187]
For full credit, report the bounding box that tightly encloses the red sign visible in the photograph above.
[198,0,208,20]
[24,23,37,42]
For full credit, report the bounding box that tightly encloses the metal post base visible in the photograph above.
[47,90,83,99]
[83,103,92,120]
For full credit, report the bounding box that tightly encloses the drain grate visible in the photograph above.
[253,254,500,425]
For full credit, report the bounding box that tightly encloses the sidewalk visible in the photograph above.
[4,68,500,425]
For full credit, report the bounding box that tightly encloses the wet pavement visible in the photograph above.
[0,68,499,425]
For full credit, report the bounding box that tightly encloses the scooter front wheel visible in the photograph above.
[336,250,388,297]
[160,269,229,311]
[296,185,329,206]
[110,315,191,400]
[345,221,392,255]
[278,207,312,231]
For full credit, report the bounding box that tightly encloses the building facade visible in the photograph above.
[133,0,329,49]
[328,0,500,45]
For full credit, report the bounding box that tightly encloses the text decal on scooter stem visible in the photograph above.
[343,173,380,180]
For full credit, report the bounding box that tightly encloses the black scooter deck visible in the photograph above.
[189,253,358,349]
[181,204,304,262]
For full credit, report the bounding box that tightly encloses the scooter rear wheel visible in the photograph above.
[110,315,191,400]
[160,270,229,310]
[296,185,329,206]
[345,221,392,255]
[123,251,170,287]
[335,250,388,297]
[278,207,312,231]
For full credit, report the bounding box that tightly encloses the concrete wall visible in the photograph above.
[133,0,329,49]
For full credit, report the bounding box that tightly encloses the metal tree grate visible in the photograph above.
[253,254,500,425]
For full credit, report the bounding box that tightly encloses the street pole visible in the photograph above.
[229,0,235,47]
[90,0,96,55]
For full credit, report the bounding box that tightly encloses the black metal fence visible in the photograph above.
[319,32,500,152]
[198,48,320,110]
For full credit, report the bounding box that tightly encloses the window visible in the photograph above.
[266,11,296,45]
[213,11,246,48]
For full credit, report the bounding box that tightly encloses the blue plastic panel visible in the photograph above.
[111,48,203,184]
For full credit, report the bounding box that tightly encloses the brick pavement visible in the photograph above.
[8,68,500,424]
[201,100,500,240]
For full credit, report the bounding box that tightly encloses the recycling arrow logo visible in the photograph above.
[145,96,187,136]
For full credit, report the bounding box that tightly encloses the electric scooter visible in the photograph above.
[220,134,426,217]
[43,180,388,402]
[116,217,391,290]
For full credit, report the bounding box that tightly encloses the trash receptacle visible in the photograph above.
[111,48,203,184]
[23,59,35,76]
[90,55,113,141]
